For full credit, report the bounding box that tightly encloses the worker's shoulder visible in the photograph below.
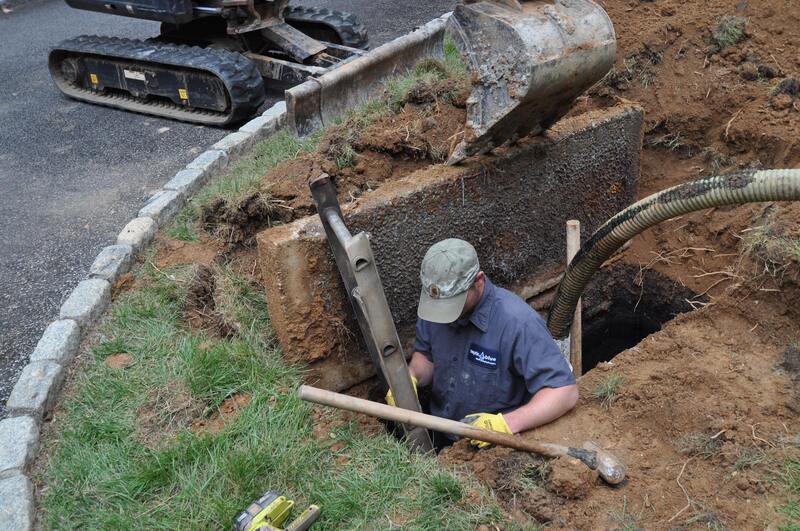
[491,284,545,326]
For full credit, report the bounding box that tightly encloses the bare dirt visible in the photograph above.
[202,75,468,243]
[191,393,252,435]
[184,264,238,338]
[103,353,133,370]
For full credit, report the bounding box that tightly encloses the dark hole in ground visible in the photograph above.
[581,264,704,372]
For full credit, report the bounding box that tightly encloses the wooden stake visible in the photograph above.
[566,220,582,377]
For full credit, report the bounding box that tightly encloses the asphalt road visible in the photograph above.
[0,0,455,418]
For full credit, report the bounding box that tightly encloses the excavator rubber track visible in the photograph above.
[49,35,265,126]
[283,5,370,50]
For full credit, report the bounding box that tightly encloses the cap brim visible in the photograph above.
[417,289,468,324]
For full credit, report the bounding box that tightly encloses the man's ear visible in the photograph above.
[476,271,485,286]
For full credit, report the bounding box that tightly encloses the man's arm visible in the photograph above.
[502,384,579,434]
[408,351,434,386]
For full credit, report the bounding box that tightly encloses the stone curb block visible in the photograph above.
[59,278,111,329]
[240,102,286,143]
[0,474,33,531]
[164,168,206,196]
[262,101,287,121]
[138,189,185,227]
[6,362,65,422]
[29,319,80,365]
[0,417,38,480]
[117,216,156,251]
[212,131,255,160]
[186,149,228,175]
[89,244,133,284]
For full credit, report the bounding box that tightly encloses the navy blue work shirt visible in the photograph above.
[413,277,576,422]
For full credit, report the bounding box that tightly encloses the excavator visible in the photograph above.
[48,0,616,160]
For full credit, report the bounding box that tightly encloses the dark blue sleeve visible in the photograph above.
[511,316,576,396]
[413,319,433,361]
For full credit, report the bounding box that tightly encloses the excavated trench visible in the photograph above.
[580,263,703,371]
[347,262,704,449]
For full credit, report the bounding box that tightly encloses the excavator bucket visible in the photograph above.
[446,0,616,164]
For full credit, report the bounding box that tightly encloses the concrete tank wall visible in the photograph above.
[257,104,644,391]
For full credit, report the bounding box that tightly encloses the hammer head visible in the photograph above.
[594,449,626,485]
[568,442,626,485]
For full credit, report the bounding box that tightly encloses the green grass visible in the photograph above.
[40,260,503,529]
[679,431,724,460]
[204,130,322,207]
[167,205,200,242]
[591,373,625,408]
[779,458,800,530]
[609,496,642,531]
[734,446,767,470]
[713,16,748,49]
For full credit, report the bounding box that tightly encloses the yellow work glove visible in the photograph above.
[385,376,417,407]
[460,412,512,448]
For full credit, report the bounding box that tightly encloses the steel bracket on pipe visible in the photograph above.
[309,173,433,452]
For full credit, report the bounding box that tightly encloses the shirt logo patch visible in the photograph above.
[468,343,499,369]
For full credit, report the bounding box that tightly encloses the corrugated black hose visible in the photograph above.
[547,169,800,339]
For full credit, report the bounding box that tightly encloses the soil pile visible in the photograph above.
[439,296,799,529]
[579,0,800,182]
[202,71,468,243]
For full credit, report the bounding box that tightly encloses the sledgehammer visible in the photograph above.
[298,385,625,485]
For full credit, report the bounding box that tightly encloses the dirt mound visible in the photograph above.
[203,74,468,243]
[433,3,800,525]
[580,0,800,176]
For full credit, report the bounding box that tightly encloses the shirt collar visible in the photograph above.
[467,277,494,333]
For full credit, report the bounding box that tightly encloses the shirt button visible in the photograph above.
[452,357,457,361]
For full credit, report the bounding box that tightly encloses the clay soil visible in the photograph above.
[435,1,800,528]
[159,3,800,524]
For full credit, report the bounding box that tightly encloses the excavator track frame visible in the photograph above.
[49,35,266,125]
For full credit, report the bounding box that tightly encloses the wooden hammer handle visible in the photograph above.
[298,385,566,457]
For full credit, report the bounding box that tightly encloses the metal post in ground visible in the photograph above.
[566,220,582,377]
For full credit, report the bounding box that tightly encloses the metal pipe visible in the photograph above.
[548,169,800,339]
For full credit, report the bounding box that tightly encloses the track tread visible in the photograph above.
[284,5,369,50]
[50,35,265,125]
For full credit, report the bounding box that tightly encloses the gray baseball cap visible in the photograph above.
[418,238,480,323]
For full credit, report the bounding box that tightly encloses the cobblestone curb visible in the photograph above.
[1,101,286,529]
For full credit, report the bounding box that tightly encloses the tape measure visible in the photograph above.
[233,490,320,531]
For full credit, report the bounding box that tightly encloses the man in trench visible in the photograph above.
[387,238,578,448]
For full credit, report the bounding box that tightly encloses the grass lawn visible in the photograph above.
[39,258,503,529]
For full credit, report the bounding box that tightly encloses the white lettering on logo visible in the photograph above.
[469,349,497,365]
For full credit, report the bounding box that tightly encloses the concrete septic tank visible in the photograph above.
[257,104,643,391]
